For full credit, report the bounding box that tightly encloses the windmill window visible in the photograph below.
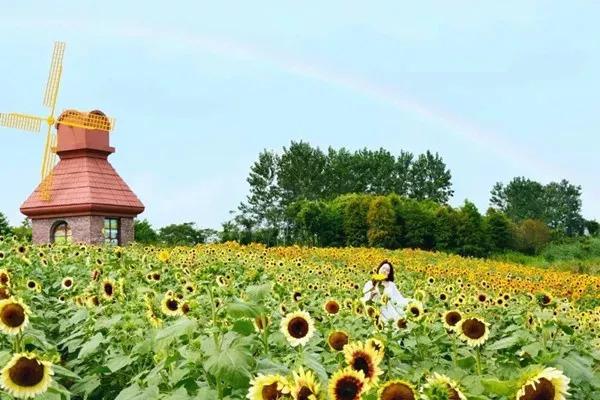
[103,218,120,245]
[52,221,72,244]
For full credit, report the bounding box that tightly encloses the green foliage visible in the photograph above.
[515,219,552,255]
[11,218,32,242]
[134,219,159,244]
[484,208,514,252]
[408,150,454,204]
[491,177,584,237]
[158,222,206,246]
[585,220,599,236]
[454,200,487,257]
[339,194,371,247]
[0,212,10,236]
[366,196,398,248]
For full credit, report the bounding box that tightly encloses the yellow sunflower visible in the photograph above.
[406,301,424,321]
[160,295,183,317]
[290,368,320,400]
[365,338,385,360]
[101,279,115,300]
[515,367,570,400]
[0,298,31,335]
[0,353,53,399]
[457,316,490,347]
[61,277,74,290]
[421,373,467,400]
[0,269,11,286]
[378,380,417,400]
[280,311,315,347]
[443,310,462,331]
[247,373,290,400]
[343,342,383,388]
[328,368,365,400]
[253,315,269,332]
[323,299,340,315]
[327,331,349,351]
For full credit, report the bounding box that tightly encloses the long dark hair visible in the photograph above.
[375,259,394,282]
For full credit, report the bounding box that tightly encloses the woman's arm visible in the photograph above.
[362,281,378,302]
[387,283,410,308]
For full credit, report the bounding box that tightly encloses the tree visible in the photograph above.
[515,219,551,255]
[408,151,453,203]
[434,206,459,252]
[338,194,371,247]
[585,220,599,236]
[484,208,514,252]
[277,141,327,205]
[490,177,546,221]
[394,198,437,250]
[543,179,584,236]
[367,196,398,248]
[0,212,10,236]
[454,200,487,257]
[12,218,32,242]
[239,150,282,235]
[158,222,206,246]
[134,219,159,244]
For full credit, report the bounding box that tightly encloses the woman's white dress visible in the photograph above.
[362,280,410,322]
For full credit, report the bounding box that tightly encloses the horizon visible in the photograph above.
[1,2,599,229]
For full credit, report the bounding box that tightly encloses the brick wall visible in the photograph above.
[31,215,135,245]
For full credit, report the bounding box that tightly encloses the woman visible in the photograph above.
[362,260,411,322]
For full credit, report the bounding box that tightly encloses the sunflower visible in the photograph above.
[86,295,100,307]
[280,311,315,347]
[457,316,489,347]
[515,367,570,400]
[0,298,30,335]
[0,287,11,300]
[0,269,10,286]
[216,275,227,287]
[25,280,39,292]
[253,315,269,332]
[157,250,170,263]
[292,290,302,302]
[343,342,383,388]
[328,331,349,351]
[324,299,340,315]
[365,338,385,360]
[247,373,290,400]
[421,373,467,400]
[406,301,424,321]
[61,277,74,290]
[443,310,462,331]
[377,380,416,400]
[291,368,320,400]
[328,368,365,400]
[372,273,387,282]
[0,353,53,399]
[101,279,115,300]
[160,295,182,317]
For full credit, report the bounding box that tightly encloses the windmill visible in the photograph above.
[0,41,116,201]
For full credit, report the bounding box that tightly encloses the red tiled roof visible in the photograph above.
[21,155,144,218]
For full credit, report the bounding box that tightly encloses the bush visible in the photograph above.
[515,219,551,255]
[367,196,398,248]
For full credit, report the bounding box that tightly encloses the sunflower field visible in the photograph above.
[0,236,598,400]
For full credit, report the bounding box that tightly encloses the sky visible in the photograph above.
[1,1,599,229]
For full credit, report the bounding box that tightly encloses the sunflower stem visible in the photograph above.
[475,346,482,375]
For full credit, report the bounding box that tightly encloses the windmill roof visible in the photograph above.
[21,154,145,218]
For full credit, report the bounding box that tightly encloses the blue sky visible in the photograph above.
[1,1,599,229]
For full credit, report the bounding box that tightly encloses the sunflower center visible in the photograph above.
[104,284,113,296]
[27,281,35,289]
[519,378,555,400]
[352,354,372,378]
[288,317,309,338]
[261,382,284,400]
[326,301,340,314]
[8,357,45,387]
[1,303,25,328]
[335,376,362,400]
[462,318,485,339]
[447,387,461,400]
[410,307,420,317]
[0,274,9,284]
[329,332,349,351]
[445,312,461,326]
[64,279,72,287]
[297,386,313,400]
[381,382,415,400]
[166,299,179,311]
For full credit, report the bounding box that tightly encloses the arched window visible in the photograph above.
[52,221,72,244]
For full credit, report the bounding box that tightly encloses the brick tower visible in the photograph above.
[21,111,144,245]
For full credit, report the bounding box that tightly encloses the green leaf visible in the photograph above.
[115,383,143,400]
[52,365,80,380]
[107,355,135,372]
[481,378,516,395]
[456,356,476,369]
[486,335,520,350]
[521,342,544,358]
[232,319,255,336]
[78,333,104,359]
[245,283,272,302]
[225,302,263,318]
[155,318,197,341]
[203,345,253,388]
